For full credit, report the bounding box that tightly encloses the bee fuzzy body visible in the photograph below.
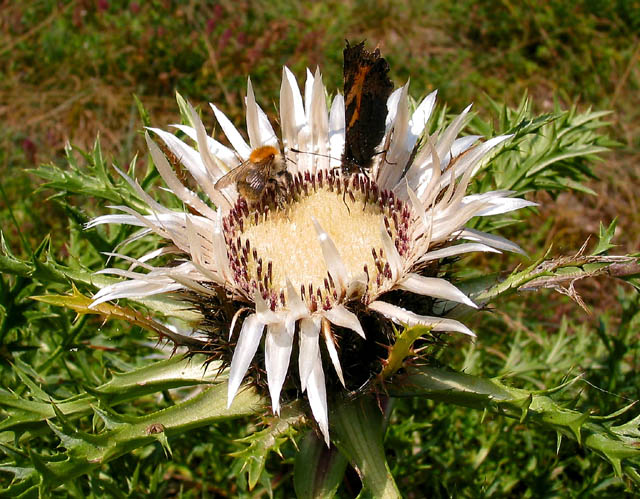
[215,145,291,209]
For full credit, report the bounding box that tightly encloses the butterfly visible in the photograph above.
[341,40,394,175]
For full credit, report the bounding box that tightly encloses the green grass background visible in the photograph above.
[1,0,639,496]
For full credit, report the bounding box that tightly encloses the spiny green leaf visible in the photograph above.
[470,252,638,307]
[33,138,148,213]
[0,236,32,277]
[231,404,304,490]
[32,287,204,347]
[467,98,614,234]
[176,91,196,129]
[392,366,640,484]
[593,219,619,255]
[11,359,51,401]
[133,94,151,128]
[47,418,101,451]
[96,354,224,396]
[91,405,133,430]
[0,355,223,433]
[2,381,265,492]
[379,325,430,380]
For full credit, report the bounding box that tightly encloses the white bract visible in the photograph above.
[88,67,534,444]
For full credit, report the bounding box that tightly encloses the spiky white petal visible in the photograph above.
[145,134,219,219]
[310,68,329,170]
[380,221,403,280]
[438,135,512,190]
[147,126,227,195]
[323,305,365,339]
[449,135,481,160]
[299,317,321,391]
[306,358,329,445]
[211,210,232,282]
[328,94,345,169]
[397,274,477,308]
[368,301,476,337]
[280,67,306,152]
[379,82,410,188]
[437,104,473,162]
[90,276,184,307]
[312,217,349,292]
[323,323,345,387]
[253,292,282,325]
[463,193,538,216]
[187,102,229,183]
[409,90,437,140]
[304,68,314,123]
[460,227,526,254]
[417,243,501,263]
[265,322,294,414]
[227,314,266,407]
[170,124,238,171]
[112,164,172,215]
[286,279,310,330]
[210,103,252,160]
[245,78,262,149]
[385,86,404,131]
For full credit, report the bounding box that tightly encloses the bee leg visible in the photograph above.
[283,170,293,186]
[273,187,292,220]
[265,180,283,212]
[275,190,286,211]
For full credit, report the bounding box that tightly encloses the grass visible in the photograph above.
[0,0,639,496]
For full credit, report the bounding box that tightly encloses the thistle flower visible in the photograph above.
[88,67,534,444]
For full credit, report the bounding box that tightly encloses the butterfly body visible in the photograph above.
[341,41,394,175]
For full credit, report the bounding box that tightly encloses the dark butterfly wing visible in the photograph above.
[342,40,394,172]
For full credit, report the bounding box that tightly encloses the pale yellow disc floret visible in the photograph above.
[241,188,386,297]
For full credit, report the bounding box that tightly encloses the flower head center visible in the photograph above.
[223,171,411,310]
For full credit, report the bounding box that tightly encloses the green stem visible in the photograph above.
[332,396,401,498]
